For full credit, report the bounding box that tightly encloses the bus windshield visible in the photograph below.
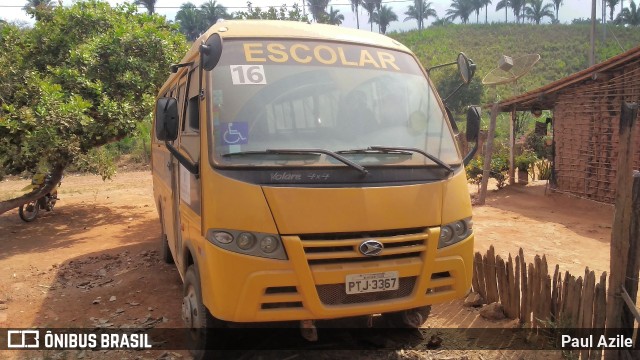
[210,39,460,168]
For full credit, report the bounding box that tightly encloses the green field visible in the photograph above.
[390,23,640,103]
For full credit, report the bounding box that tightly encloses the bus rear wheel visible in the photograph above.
[383,306,431,328]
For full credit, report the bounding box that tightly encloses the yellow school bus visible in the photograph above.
[152,20,480,351]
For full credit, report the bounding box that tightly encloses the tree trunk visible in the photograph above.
[0,164,66,215]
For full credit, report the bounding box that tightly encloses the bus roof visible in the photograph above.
[199,20,407,55]
[160,20,414,93]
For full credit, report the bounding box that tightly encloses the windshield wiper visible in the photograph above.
[369,146,453,174]
[223,149,368,176]
[267,149,368,176]
[336,148,413,156]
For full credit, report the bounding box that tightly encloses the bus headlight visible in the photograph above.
[237,232,256,250]
[438,217,472,248]
[206,229,287,260]
[260,236,279,253]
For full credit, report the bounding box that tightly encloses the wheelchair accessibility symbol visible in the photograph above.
[222,122,248,145]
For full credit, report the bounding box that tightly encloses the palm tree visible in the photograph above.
[373,5,398,34]
[326,7,344,25]
[23,0,54,20]
[362,0,377,31]
[607,0,620,20]
[350,0,361,28]
[616,0,640,25]
[176,2,204,41]
[524,0,554,24]
[482,0,493,23]
[134,0,156,15]
[471,0,483,23]
[551,0,562,22]
[374,0,383,32]
[446,0,474,24]
[495,0,510,22]
[404,0,438,30]
[200,0,229,27]
[307,0,329,23]
[510,0,526,22]
[431,17,453,26]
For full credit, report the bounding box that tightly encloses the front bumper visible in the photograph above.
[200,227,474,322]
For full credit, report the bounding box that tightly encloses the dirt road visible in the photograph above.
[0,171,612,359]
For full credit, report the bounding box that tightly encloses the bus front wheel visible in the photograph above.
[383,305,431,328]
[183,265,222,359]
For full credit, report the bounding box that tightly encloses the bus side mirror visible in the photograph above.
[457,52,476,85]
[200,33,223,71]
[463,106,481,165]
[155,97,179,141]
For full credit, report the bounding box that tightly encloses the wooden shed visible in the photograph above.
[498,46,640,203]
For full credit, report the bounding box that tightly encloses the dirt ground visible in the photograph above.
[0,170,614,359]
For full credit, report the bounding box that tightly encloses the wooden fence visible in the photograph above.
[472,246,610,359]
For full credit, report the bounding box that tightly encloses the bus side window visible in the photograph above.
[179,68,201,215]
[185,68,200,132]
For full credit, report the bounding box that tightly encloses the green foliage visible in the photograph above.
[0,1,187,180]
[465,142,510,191]
[525,131,552,159]
[515,148,538,171]
[535,159,551,180]
[390,23,640,108]
[435,68,484,116]
[232,2,309,22]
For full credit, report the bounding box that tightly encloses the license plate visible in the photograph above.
[345,271,399,295]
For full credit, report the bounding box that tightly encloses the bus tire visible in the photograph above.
[183,265,222,359]
[383,305,431,328]
[161,233,173,264]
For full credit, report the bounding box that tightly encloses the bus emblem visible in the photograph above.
[359,240,383,256]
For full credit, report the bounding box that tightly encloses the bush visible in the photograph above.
[465,145,510,191]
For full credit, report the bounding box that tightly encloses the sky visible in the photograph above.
[0,0,617,33]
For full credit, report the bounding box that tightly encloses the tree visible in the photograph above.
[134,0,156,15]
[200,0,229,27]
[431,17,453,26]
[233,2,308,21]
[176,2,204,41]
[446,0,474,24]
[616,0,640,25]
[495,0,510,22]
[362,0,377,31]
[0,0,186,215]
[350,0,361,28]
[510,0,526,22]
[404,0,438,30]
[325,7,345,25]
[482,0,493,23]
[524,0,555,24]
[307,0,329,23]
[552,0,563,22]
[607,0,620,20]
[435,68,483,117]
[471,0,483,23]
[23,0,54,21]
[373,5,398,34]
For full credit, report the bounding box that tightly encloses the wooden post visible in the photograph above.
[605,102,638,360]
[520,249,529,325]
[592,272,607,360]
[475,252,487,302]
[580,270,596,360]
[552,264,560,321]
[509,107,516,185]
[477,103,499,205]
[623,171,640,348]
[485,246,499,303]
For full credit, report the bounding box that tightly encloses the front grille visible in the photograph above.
[316,276,417,305]
[299,228,429,265]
